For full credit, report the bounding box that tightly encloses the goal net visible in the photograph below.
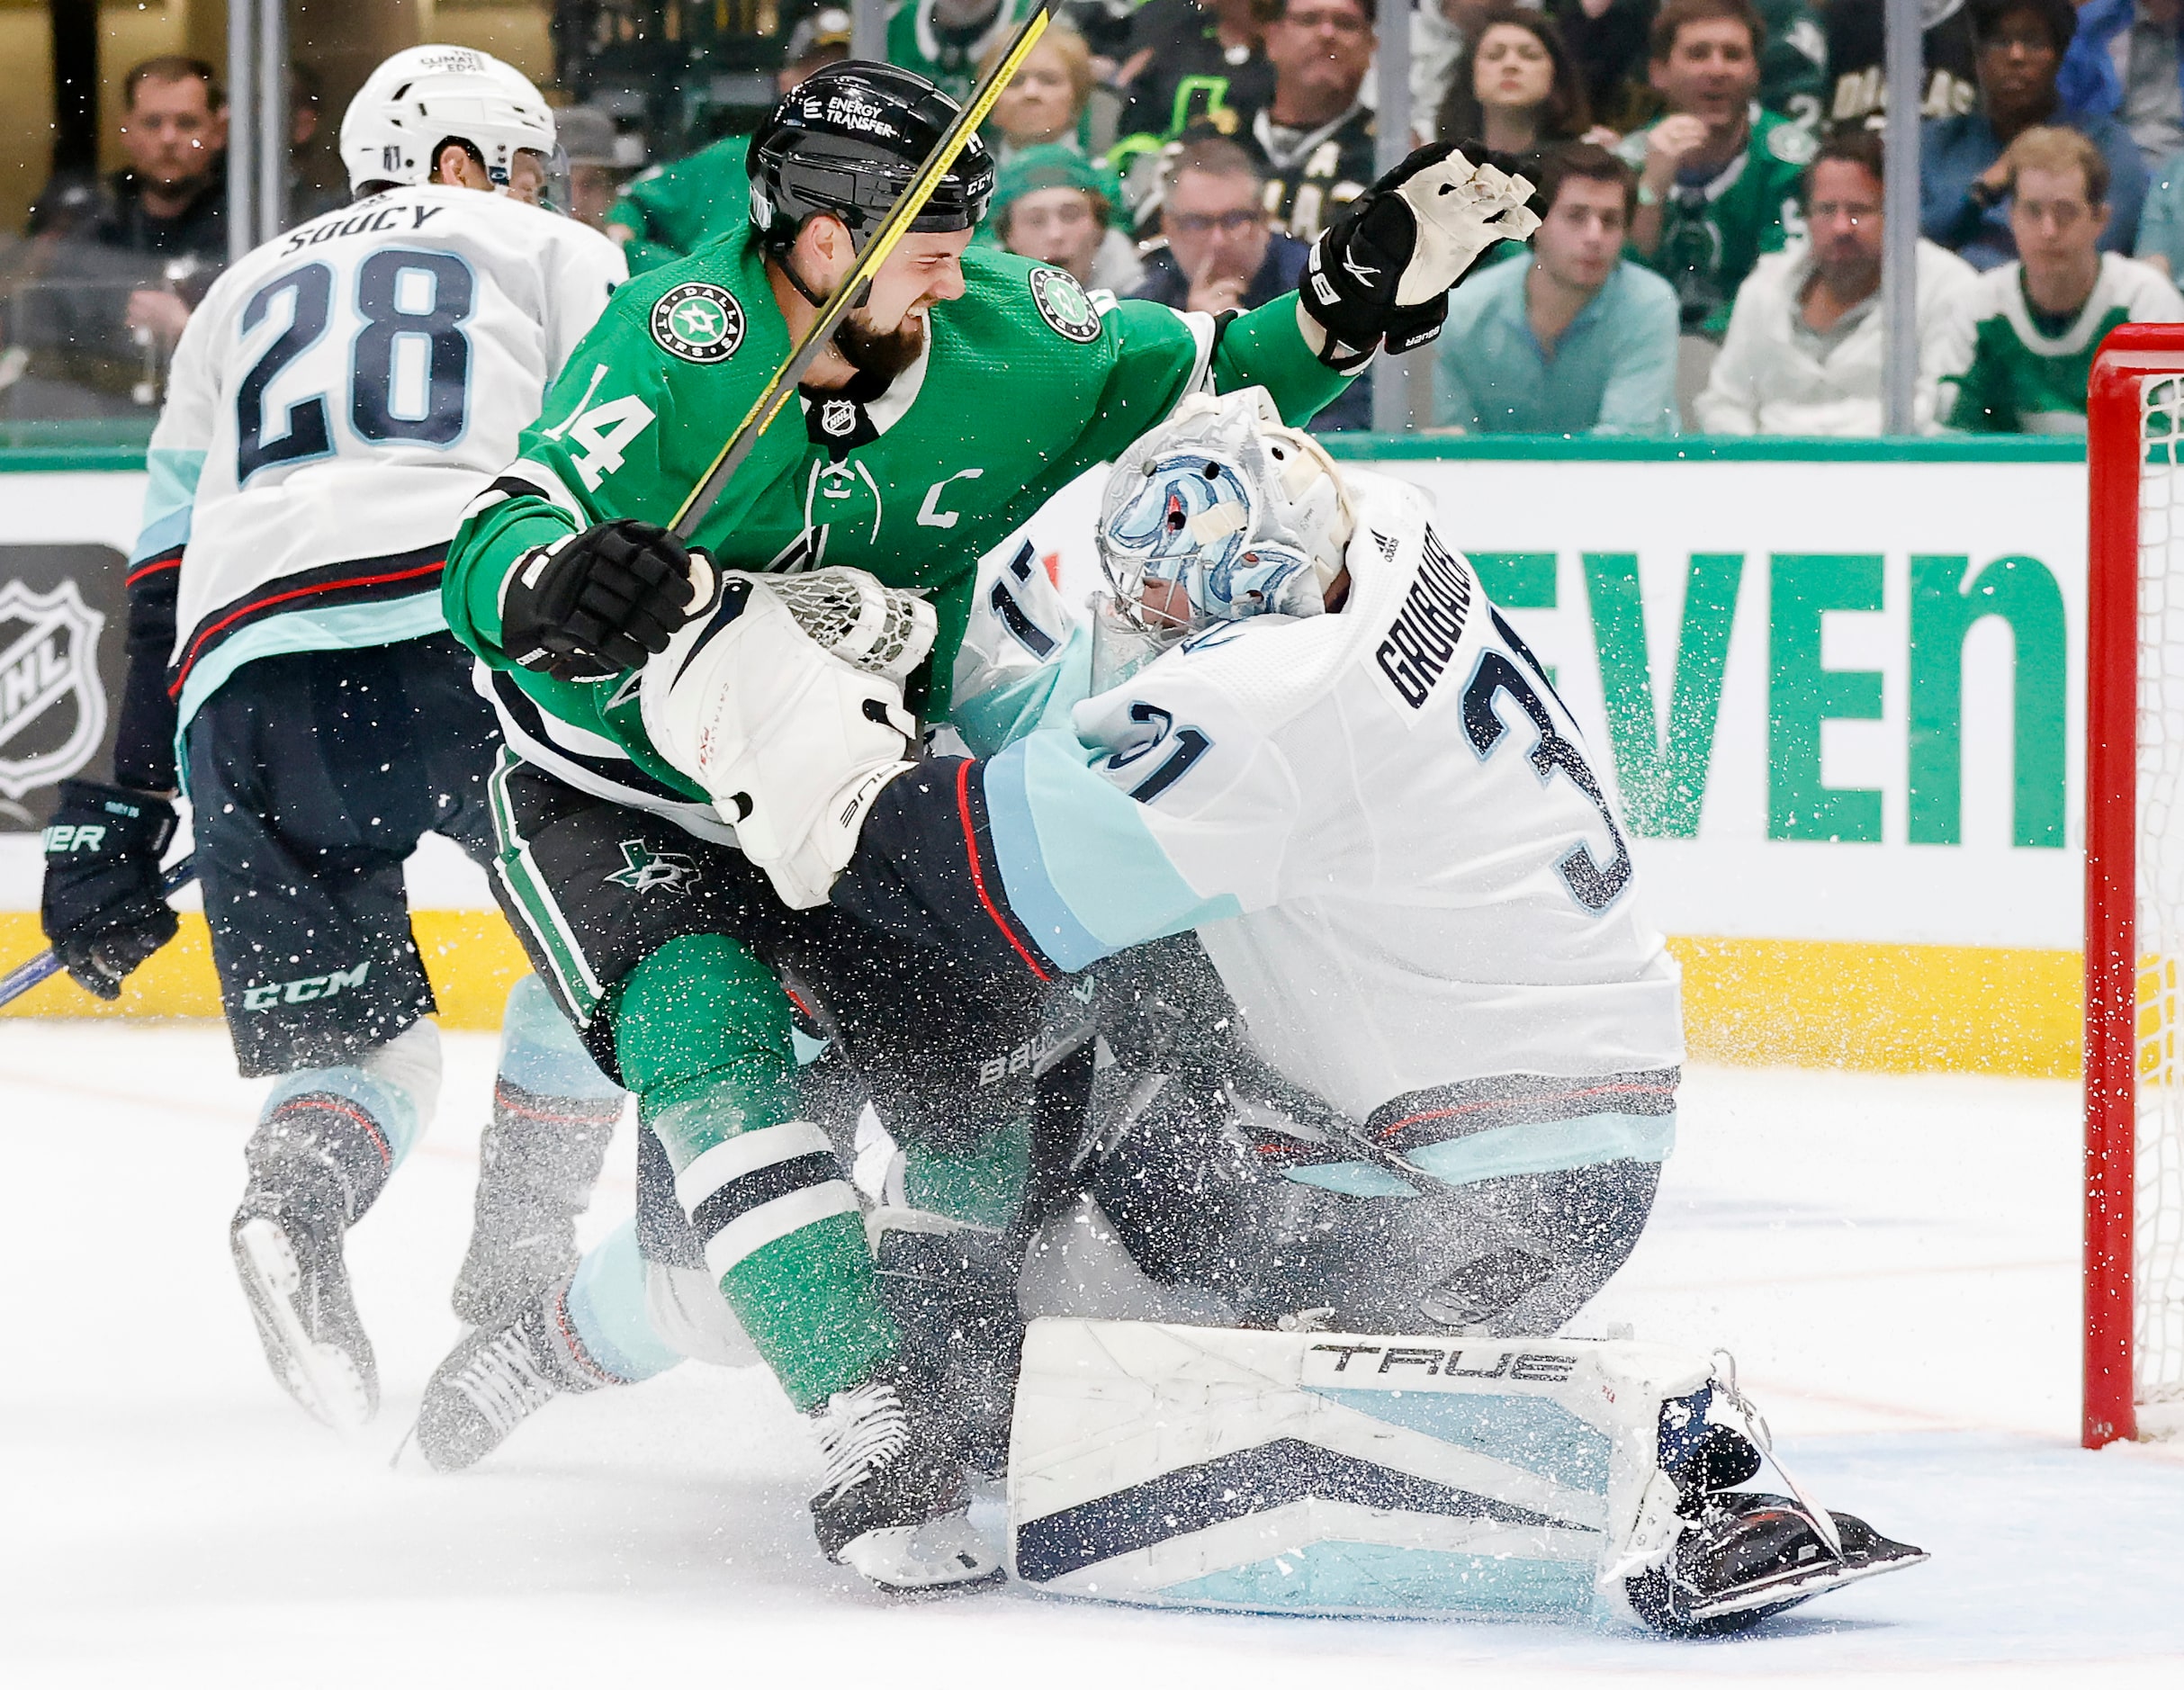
[2088,328,2184,1444]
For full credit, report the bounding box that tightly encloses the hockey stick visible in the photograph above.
[0,854,199,1010]
[668,0,1058,541]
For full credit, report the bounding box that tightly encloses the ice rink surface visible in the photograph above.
[4,1020,2181,1689]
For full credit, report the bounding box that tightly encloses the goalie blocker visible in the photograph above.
[1007,1321,1926,1632]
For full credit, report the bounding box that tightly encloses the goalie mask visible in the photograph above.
[1097,388,1353,636]
[340,45,562,203]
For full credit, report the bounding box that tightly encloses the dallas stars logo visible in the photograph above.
[605,839,700,894]
[1029,266,1102,344]
[650,282,746,364]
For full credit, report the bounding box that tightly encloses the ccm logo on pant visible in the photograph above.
[242,962,371,1011]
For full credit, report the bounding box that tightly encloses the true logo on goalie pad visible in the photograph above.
[1007,1321,1695,1621]
[650,283,745,364]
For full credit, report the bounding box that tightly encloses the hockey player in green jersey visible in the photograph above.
[1616,0,1814,336]
[431,60,1539,1595]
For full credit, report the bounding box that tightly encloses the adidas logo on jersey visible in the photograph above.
[1372,527,1474,710]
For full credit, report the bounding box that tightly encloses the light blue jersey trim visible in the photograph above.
[1308,1389,1611,1493]
[565,1220,683,1382]
[173,593,450,778]
[1285,1164,1421,1198]
[1281,1112,1676,1197]
[498,975,621,1100]
[130,447,205,565]
[265,1063,423,1166]
[1160,1542,1596,1616]
[982,733,1242,972]
[951,624,1094,759]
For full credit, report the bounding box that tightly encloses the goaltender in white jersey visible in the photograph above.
[643,384,1683,1333]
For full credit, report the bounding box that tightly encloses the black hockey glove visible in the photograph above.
[499,519,714,682]
[40,779,180,1001]
[1298,144,1543,372]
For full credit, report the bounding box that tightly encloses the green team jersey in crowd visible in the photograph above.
[1755,0,1829,133]
[604,134,753,275]
[445,220,1350,802]
[1946,253,2184,434]
[1617,110,1814,337]
[887,0,1036,103]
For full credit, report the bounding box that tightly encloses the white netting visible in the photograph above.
[768,567,936,684]
[2134,373,2184,1427]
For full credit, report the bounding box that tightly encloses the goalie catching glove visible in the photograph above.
[642,567,937,909]
[1299,144,1542,373]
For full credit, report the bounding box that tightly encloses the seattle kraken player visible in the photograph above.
[37,46,628,1429]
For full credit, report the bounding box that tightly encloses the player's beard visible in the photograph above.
[834,307,928,385]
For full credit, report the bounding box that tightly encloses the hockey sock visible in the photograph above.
[496,973,623,1106]
[561,1220,682,1381]
[612,934,896,1411]
[902,1114,1030,1233]
[251,1019,445,1210]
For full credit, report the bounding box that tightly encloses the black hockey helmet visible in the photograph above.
[747,61,995,251]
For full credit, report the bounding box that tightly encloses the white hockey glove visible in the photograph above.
[1299,145,1542,372]
[641,568,938,909]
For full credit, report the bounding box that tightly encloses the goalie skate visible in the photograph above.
[1628,1493,1928,1636]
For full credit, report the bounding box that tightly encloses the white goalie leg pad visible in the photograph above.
[641,571,921,908]
[1006,1319,1717,1622]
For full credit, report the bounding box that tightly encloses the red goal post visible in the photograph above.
[2086,324,2184,1447]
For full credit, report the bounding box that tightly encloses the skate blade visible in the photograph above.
[1685,1540,1929,1622]
[837,1521,1008,1599]
[234,1216,374,1432]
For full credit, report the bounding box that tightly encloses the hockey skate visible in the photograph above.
[1624,1402,1928,1635]
[809,1360,1005,1596]
[450,1081,619,1326]
[416,1281,616,1471]
[1628,1489,1928,1636]
[230,1093,389,1430]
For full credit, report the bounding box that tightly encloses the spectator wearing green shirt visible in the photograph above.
[890,0,1038,103]
[1945,125,2184,431]
[1617,0,1814,338]
[1437,142,1681,433]
[602,8,850,274]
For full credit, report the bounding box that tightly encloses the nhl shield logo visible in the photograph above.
[0,579,106,803]
[820,398,858,437]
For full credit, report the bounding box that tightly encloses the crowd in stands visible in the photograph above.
[13,0,2184,436]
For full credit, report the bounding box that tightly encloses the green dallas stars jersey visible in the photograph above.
[603,135,754,276]
[1617,110,1814,337]
[887,0,1037,104]
[1945,254,2184,434]
[444,220,1352,823]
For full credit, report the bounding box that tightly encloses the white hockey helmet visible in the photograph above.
[340,45,559,198]
[1097,386,1353,634]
